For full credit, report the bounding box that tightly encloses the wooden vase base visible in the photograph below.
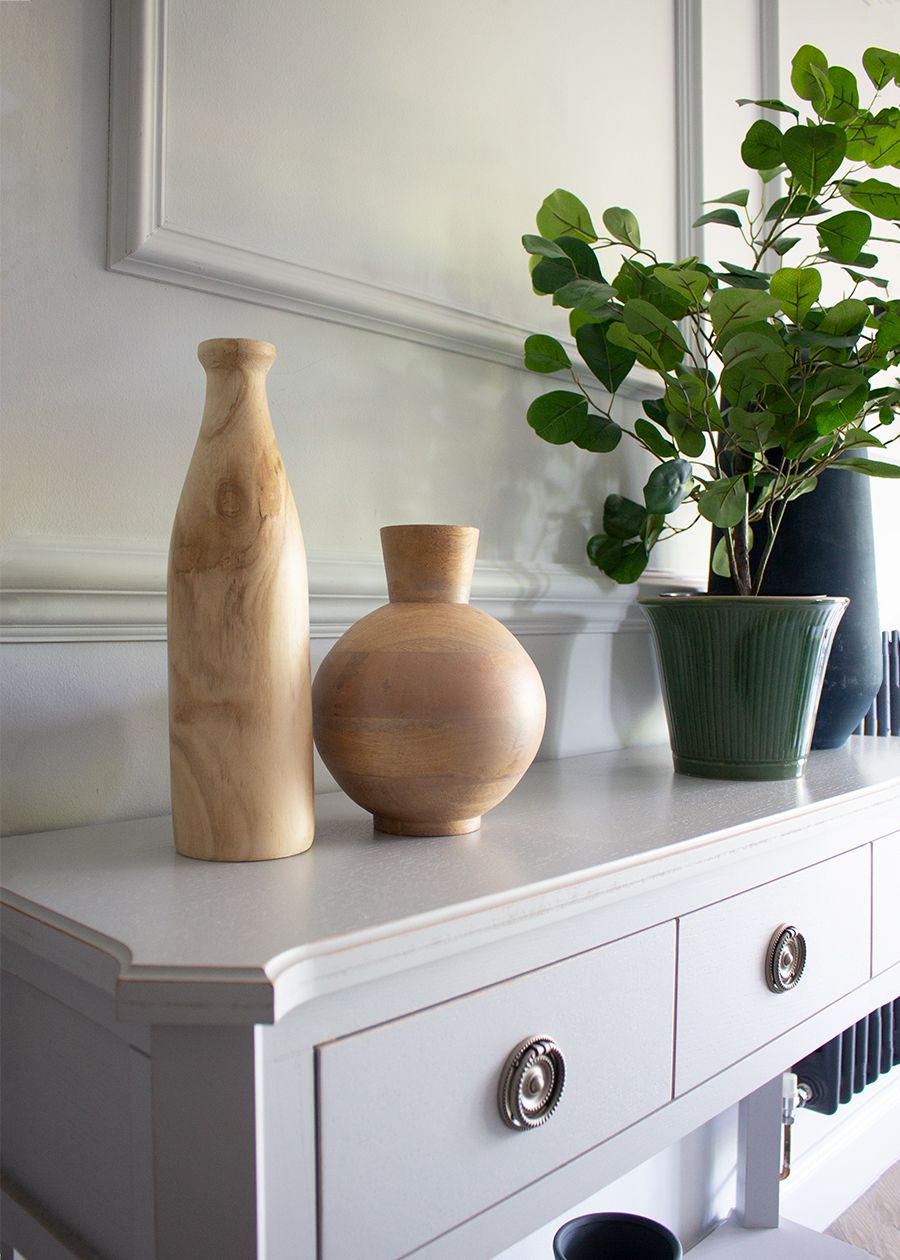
[374,815,481,837]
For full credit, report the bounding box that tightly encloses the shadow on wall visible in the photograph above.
[522,620,665,761]
[0,642,171,836]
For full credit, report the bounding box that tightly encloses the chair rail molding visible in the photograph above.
[106,0,697,387]
[0,537,702,644]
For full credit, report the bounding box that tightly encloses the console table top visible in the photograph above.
[2,739,899,1023]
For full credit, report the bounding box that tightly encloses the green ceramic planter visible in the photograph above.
[639,595,848,780]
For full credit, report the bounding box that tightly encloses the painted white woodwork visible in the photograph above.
[872,834,900,976]
[0,536,702,645]
[318,924,675,1260]
[1,741,899,1259]
[675,847,872,1096]
[689,1215,876,1257]
[736,1077,784,1229]
[107,0,683,370]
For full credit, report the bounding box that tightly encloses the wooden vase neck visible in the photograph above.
[380,525,479,604]
[197,338,276,439]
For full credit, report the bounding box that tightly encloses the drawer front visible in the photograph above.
[873,833,900,975]
[676,847,871,1095]
[318,922,675,1260]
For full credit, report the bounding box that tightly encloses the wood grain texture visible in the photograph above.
[313,525,546,836]
[827,1160,900,1259]
[167,339,314,861]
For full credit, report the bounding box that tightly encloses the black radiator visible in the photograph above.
[792,1000,900,1115]
[856,630,900,736]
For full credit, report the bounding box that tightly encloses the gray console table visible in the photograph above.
[2,740,899,1259]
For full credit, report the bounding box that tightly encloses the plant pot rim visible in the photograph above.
[639,593,849,607]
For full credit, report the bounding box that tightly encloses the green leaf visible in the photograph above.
[603,495,647,540]
[693,207,743,228]
[570,308,617,335]
[770,266,822,322]
[816,210,872,262]
[607,323,668,373]
[840,427,885,450]
[717,261,773,291]
[666,373,722,428]
[526,391,588,444]
[791,44,829,101]
[602,206,641,249]
[573,415,623,453]
[527,391,622,452]
[622,299,688,368]
[720,331,791,405]
[765,194,826,220]
[523,334,571,374]
[705,188,750,207]
[831,456,900,477]
[863,47,900,90]
[709,288,781,338]
[575,322,636,392]
[536,189,598,243]
[697,475,748,528]
[786,329,859,350]
[634,417,677,459]
[552,278,618,314]
[817,298,869,336]
[522,235,569,260]
[741,119,784,170]
[841,178,900,220]
[781,124,847,194]
[644,459,693,514]
[819,66,860,124]
[556,236,604,282]
[613,259,691,319]
[761,164,788,184]
[586,535,649,584]
[531,255,576,294]
[772,236,802,256]
[867,120,900,169]
[652,264,709,305]
[726,407,775,452]
[813,384,868,434]
[737,97,800,119]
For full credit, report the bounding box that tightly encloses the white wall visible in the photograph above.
[0,1,897,1254]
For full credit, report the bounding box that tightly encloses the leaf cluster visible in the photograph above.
[522,45,900,593]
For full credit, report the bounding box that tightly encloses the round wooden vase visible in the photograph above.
[167,338,315,861]
[312,525,546,835]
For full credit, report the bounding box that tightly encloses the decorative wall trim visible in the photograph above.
[106,0,659,395]
[0,538,702,644]
[674,0,705,263]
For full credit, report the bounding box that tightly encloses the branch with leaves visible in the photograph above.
[522,43,900,595]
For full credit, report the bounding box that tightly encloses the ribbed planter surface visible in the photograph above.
[639,595,848,780]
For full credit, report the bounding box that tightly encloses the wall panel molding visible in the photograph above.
[107,0,660,394]
[674,0,704,262]
[0,538,702,644]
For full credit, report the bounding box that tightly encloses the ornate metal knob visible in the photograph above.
[498,1035,565,1130]
[766,925,807,993]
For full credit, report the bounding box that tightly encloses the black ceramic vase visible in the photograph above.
[709,464,881,749]
[553,1212,682,1260]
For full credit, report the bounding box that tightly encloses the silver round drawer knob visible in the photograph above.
[498,1035,565,1130]
[766,924,807,993]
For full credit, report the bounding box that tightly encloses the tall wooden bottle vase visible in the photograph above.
[167,338,315,860]
[312,524,547,836]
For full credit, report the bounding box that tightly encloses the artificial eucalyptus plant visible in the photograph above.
[523,44,900,595]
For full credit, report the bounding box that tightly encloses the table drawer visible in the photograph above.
[675,847,871,1095]
[318,922,675,1260]
[873,833,900,975]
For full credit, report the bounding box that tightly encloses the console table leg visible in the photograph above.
[150,1024,259,1260]
[736,1074,783,1229]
